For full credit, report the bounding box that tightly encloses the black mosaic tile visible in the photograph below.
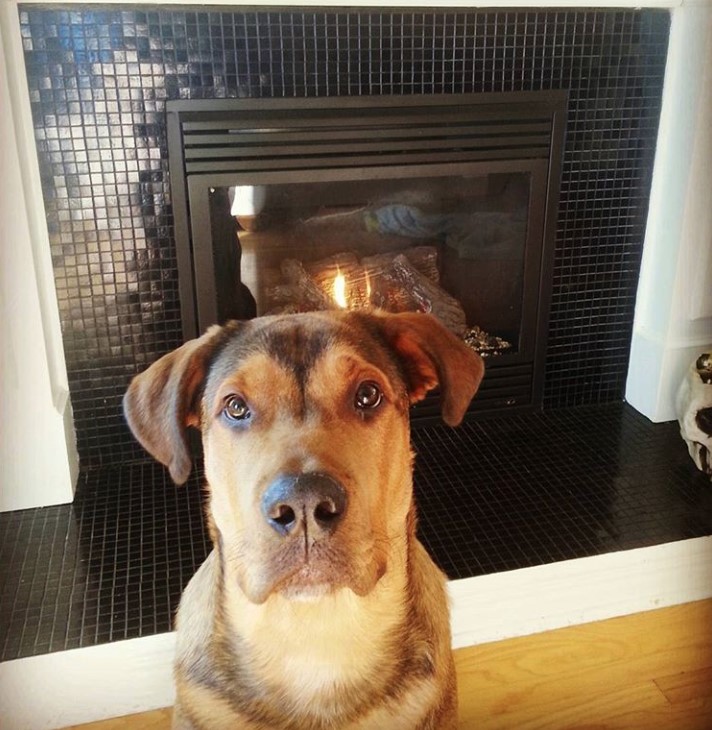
[414,405,712,579]
[18,6,670,467]
[1,403,711,661]
[0,462,209,661]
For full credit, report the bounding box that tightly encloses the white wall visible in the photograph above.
[0,6,78,511]
[626,2,712,422]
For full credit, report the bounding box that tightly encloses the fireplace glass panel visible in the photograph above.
[217,170,531,356]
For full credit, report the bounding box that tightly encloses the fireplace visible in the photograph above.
[15,4,670,465]
[167,92,566,417]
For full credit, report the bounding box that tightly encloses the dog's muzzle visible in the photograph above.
[261,473,348,538]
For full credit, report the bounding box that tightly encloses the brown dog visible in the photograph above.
[124,310,483,730]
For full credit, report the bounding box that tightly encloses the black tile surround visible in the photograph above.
[18,6,670,467]
[2,403,711,662]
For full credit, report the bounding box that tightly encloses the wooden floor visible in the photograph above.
[65,599,712,730]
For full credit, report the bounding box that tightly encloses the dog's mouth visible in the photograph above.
[275,562,352,601]
[239,534,386,605]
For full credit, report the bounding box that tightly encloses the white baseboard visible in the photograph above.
[626,328,712,423]
[0,633,176,730]
[448,535,712,648]
[2,536,711,730]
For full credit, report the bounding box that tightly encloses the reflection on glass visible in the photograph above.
[226,173,529,357]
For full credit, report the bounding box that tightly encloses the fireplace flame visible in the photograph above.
[333,272,347,308]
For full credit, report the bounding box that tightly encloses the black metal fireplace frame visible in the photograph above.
[166,91,567,418]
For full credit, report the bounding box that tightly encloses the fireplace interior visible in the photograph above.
[5,6,711,672]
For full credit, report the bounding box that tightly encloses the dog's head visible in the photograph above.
[124,311,483,604]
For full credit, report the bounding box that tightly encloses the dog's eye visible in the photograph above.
[355,381,382,410]
[224,395,251,422]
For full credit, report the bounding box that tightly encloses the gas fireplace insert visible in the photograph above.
[167,92,566,419]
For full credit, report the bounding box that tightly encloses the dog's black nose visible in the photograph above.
[261,473,347,537]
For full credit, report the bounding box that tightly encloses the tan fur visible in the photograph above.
[123,311,483,730]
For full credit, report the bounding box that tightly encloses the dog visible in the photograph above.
[123,310,484,730]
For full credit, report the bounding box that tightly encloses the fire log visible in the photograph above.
[279,259,335,310]
[382,254,467,336]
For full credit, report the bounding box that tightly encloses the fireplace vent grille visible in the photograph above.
[170,95,559,175]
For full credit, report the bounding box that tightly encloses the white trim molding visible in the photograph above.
[626,1,712,421]
[0,3,78,511]
[449,536,712,648]
[0,633,176,730]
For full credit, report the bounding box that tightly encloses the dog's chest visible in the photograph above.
[213,627,440,730]
[176,675,441,730]
[232,584,409,697]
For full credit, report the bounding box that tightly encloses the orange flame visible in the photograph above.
[333,272,347,308]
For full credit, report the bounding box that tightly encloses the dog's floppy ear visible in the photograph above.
[376,312,485,426]
[123,324,226,484]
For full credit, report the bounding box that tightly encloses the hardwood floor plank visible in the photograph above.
[63,708,171,730]
[654,666,712,705]
[456,599,712,688]
[459,678,672,730]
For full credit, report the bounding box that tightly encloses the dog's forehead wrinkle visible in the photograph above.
[252,313,393,374]
[206,315,401,397]
[260,323,333,375]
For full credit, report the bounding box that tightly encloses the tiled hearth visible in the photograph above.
[2,402,711,662]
